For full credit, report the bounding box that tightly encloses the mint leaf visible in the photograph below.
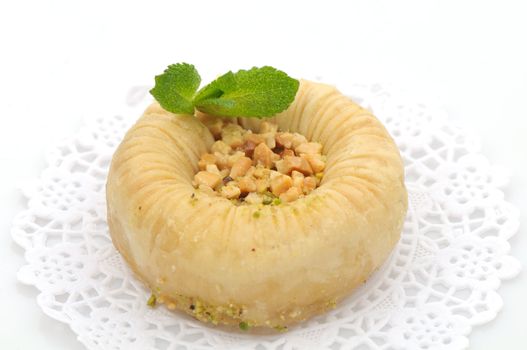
[192,71,236,104]
[193,66,299,118]
[150,63,201,115]
[149,64,299,119]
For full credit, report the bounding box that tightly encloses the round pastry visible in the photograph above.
[106,79,407,330]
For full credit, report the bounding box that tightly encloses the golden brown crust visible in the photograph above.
[106,80,407,329]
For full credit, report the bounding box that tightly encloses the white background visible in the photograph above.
[1,1,526,349]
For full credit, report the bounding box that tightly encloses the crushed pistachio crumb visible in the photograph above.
[239,321,250,331]
[262,196,273,205]
[147,294,157,307]
[273,325,288,332]
[253,211,261,218]
[155,293,257,329]
[326,299,337,309]
[272,198,282,206]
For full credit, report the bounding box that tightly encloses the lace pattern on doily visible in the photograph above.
[12,83,521,350]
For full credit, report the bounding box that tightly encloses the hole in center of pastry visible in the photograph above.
[192,114,326,205]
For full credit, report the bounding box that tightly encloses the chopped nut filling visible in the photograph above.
[192,116,326,204]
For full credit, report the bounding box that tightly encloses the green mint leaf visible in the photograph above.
[193,66,299,118]
[150,63,201,115]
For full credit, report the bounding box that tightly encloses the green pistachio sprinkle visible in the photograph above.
[253,211,261,218]
[326,299,337,309]
[239,321,250,331]
[262,196,273,205]
[147,294,157,307]
[272,198,282,206]
[273,325,288,332]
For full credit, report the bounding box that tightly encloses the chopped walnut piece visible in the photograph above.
[254,166,271,179]
[238,177,257,193]
[264,134,276,149]
[269,170,282,180]
[274,159,287,174]
[277,156,313,176]
[291,170,304,190]
[244,192,263,205]
[245,166,256,178]
[198,153,216,170]
[227,151,245,168]
[276,132,294,148]
[280,149,295,158]
[221,124,244,148]
[211,140,231,155]
[253,143,274,168]
[213,152,229,170]
[295,142,322,155]
[193,171,222,189]
[291,133,308,149]
[270,174,293,196]
[206,164,221,175]
[244,132,265,145]
[230,156,252,178]
[220,184,241,199]
[255,178,269,193]
[301,153,325,173]
[303,176,317,193]
[279,186,301,203]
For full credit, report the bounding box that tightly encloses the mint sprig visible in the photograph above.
[150,63,201,115]
[149,63,299,119]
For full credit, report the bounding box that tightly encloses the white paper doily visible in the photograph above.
[11,83,521,350]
